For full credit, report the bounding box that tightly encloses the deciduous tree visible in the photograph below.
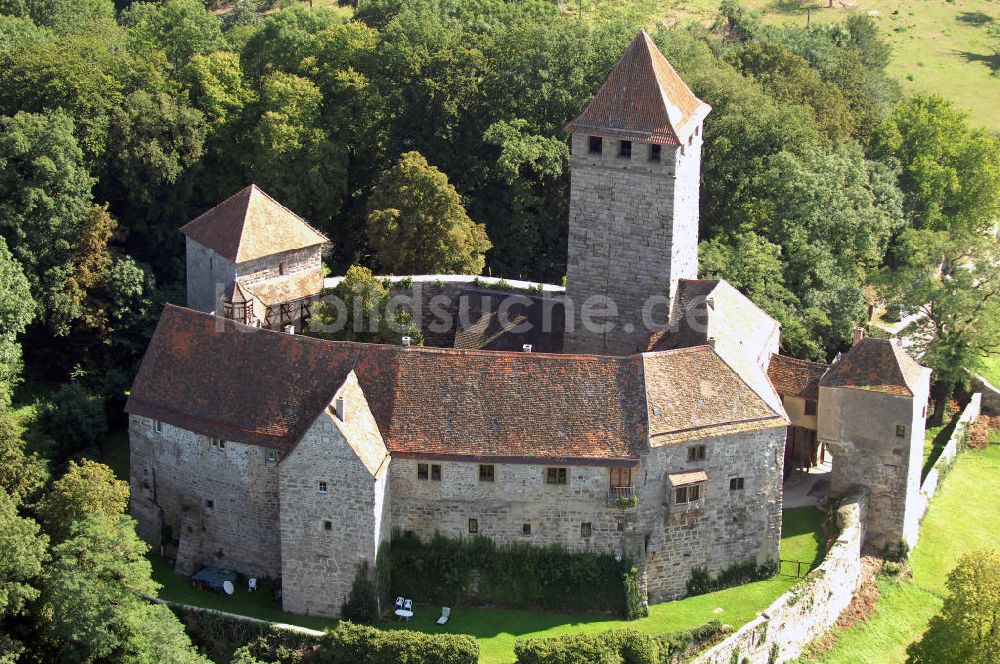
[36,459,127,542]
[308,265,423,345]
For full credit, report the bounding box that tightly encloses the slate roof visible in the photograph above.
[180,185,328,264]
[642,348,785,446]
[452,289,565,354]
[565,31,711,146]
[767,354,829,401]
[820,338,927,397]
[127,306,784,463]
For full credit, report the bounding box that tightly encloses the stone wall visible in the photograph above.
[128,415,282,578]
[640,427,785,602]
[819,375,929,550]
[970,375,999,415]
[390,459,629,554]
[564,131,701,356]
[278,377,390,618]
[693,488,868,664]
[237,246,322,289]
[914,393,981,523]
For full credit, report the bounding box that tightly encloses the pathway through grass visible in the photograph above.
[804,444,1000,663]
[152,507,824,663]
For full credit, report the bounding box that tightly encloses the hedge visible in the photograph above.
[384,530,633,615]
[513,621,727,664]
[236,622,478,664]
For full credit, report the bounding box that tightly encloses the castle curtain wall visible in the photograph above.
[128,415,282,578]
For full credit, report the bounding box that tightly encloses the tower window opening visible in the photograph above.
[588,136,603,154]
[619,140,632,159]
[649,144,661,162]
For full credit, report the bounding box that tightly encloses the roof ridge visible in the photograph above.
[180,184,253,234]
[771,353,829,369]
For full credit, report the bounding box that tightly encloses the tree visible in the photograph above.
[36,459,127,542]
[877,228,1000,424]
[0,109,111,334]
[0,410,47,506]
[367,151,491,274]
[0,0,114,35]
[308,265,423,345]
[873,95,1000,235]
[40,513,209,663]
[0,237,34,409]
[907,549,1000,664]
[0,489,48,620]
[122,0,226,69]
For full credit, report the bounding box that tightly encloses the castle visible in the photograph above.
[126,33,930,617]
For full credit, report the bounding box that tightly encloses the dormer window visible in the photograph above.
[211,438,226,450]
[279,262,287,275]
[648,144,661,162]
[619,140,632,159]
[588,136,602,154]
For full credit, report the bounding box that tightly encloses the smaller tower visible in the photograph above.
[180,184,329,331]
[563,32,711,356]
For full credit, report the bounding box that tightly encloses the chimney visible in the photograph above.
[334,396,345,422]
[522,344,533,353]
[706,337,716,349]
[283,324,295,335]
[852,327,865,347]
[401,336,412,347]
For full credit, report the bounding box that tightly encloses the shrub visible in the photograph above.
[685,560,776,597]
[341,561,379,624]
[385,530,630,615]
[40,381,107,458]
[323,622,478,664]
[513,622,726,664]
[623,566,647,620]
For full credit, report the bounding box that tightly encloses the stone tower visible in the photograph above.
[564,32,711,356]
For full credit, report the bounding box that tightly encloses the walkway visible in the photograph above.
[783,459,832,509]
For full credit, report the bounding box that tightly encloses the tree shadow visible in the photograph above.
[956,12,994,27]
[956,50,1000,74]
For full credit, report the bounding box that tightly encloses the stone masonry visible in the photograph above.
[564,131,702,356]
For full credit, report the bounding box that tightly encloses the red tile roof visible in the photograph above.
[180,185,328,264]
[820,338,927,397]
[565,31,710,146]
[767,354,829,401]
[126,306,784,462]
[643,348,785,446]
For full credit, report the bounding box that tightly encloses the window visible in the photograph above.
[417,463,428,480]
[674,483,703,505]
[522,523,532,536]
[279,262,287,276]
[323,520,332,531]
[545,467,568,485]
[588,136,602,154]
[266,450,278,464]
[205,499,214,510]
[153,419,162,433]
[687,445,706,462]
[468,518,478,534]
[609,467,632,488]
[896,425,906,438]
[804,400,817,416]
[211,438,226,450]
[581,522,592,538]
[478,464,495,482]
[318,481,328,494]
[430,464,442,481]
[730,477,745,491]
[619,140,632,158]
[648,144,661,161]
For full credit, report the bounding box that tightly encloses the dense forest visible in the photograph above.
[0,1,997,660]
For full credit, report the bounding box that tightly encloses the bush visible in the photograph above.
[385,530,631,615]
[685,560,776,597]
[513,622,726,664]
[323,622,478,664]
[341,561,380,624]
[623,566,647,620]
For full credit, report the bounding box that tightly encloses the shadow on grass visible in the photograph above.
[780,506,827,569]
[957,50,1000,74]
[922,413,959,479]
[956,12,994,27]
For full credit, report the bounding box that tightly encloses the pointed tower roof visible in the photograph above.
[821,338,929,397]
[180,185,329,264]
[566,31,710,146]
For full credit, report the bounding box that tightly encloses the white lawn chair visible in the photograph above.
[436,607,451,625]
[248,578,257,592]
[394,596,404,610]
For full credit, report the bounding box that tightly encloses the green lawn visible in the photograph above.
[921,416,956,478]
[153,506,823,663]
[587,1,1000,133]
[805,444,1000,663]
[980,353,1000,387]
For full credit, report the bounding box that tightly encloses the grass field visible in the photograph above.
[804,443,1000,663]
[152,506,824,663]
[579,1,1000,132]
[980,353,1000,387]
